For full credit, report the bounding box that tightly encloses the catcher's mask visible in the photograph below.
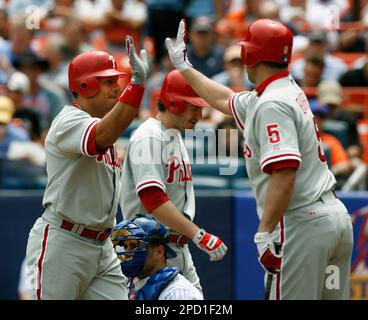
[110,215,177,278]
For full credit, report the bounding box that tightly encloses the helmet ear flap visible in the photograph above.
[74,77,100,97]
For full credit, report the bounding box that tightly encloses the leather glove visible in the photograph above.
[126,36,149,85]
[165,19,192,72]
[254,232,282,275]
[192,229,227,261]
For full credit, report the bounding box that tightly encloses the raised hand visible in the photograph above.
[165,19,192,72]
[126,36,149,85]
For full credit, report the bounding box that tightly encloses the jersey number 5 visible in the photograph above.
[312,117,326,163]
[266,124,281,144]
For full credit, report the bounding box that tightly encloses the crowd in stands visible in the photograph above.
[1,0,368,191]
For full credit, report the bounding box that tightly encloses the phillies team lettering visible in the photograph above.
[166,155,192,184]
[96,148,121,169]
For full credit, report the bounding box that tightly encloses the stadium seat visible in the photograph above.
[0,158,47,190]
[323,119,349,148]
[230,177,252,190]
[191,157,247,178]
[192,176,230,190]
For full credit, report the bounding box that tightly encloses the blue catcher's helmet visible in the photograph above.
[110,220,148,278]
[110,215,177,278]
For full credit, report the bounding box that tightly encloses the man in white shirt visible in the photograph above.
[110,215,203,300]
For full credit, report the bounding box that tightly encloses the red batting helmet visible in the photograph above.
[68,51,127,97]
[238,19,293,67]
[159,70,208,115]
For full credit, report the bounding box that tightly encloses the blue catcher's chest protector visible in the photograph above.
[136,266,180,300]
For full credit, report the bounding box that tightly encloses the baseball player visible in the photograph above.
[25,37,149,300]
[119,69,227,293]
[110,215,204,300]
[165,19,354,299]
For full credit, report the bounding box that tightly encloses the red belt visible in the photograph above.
[60,220,111,241]
[168,234,190,245]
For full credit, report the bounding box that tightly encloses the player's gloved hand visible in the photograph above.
[126,36,149,85]
[254,232,283,275]
[192,229,227,261]
[165,19,192,72]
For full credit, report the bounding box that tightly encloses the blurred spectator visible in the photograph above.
[141,50,175,119]
[243,0,263,26]
[92,0,147,53]
[187,16,225,78]
[286,6,310,52]
[338,23,367,53]
[259,0,280,20]
[14,53,68,127]
[39,33,70,98]
[318,80,362,161]
[0,8,9,40]
[39,0,108,32]
[214,18,242,48]
[339,61,368,87]
[185,0,225,24]
[6,0,53,19]
[297,55,325,88]
[5,71,42,140]
[212,44,254,90]
[7,137,47,166]
[146,0,186,65]
[61,17,94,61]
[310,100,353,189]
[291,30,348,82]
[0,95,30,157]
[0,16,36,84]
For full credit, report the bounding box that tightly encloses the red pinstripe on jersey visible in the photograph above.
[276,217,285,300]
[37,224,50,300]
[228,94,244,131]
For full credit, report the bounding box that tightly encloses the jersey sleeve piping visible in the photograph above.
[136,179,166,194]
[228,93,244,131]
[261,152,301,173]
[80,119,100,157]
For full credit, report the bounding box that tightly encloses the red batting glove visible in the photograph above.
[254,232,283,275]
[192,229,227,261]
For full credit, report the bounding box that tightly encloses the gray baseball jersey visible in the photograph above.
[229,74,336,218]
[42,104,122,228]
[229,72,353,299]
[26,104,127,300]
[120,117,195,222]
[120,117,201,291]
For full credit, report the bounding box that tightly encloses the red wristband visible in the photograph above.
[118,83,145,109]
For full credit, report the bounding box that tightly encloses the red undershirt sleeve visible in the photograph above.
[86,122,109,156]
[138,186,170,213]
[263,159,300,175]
